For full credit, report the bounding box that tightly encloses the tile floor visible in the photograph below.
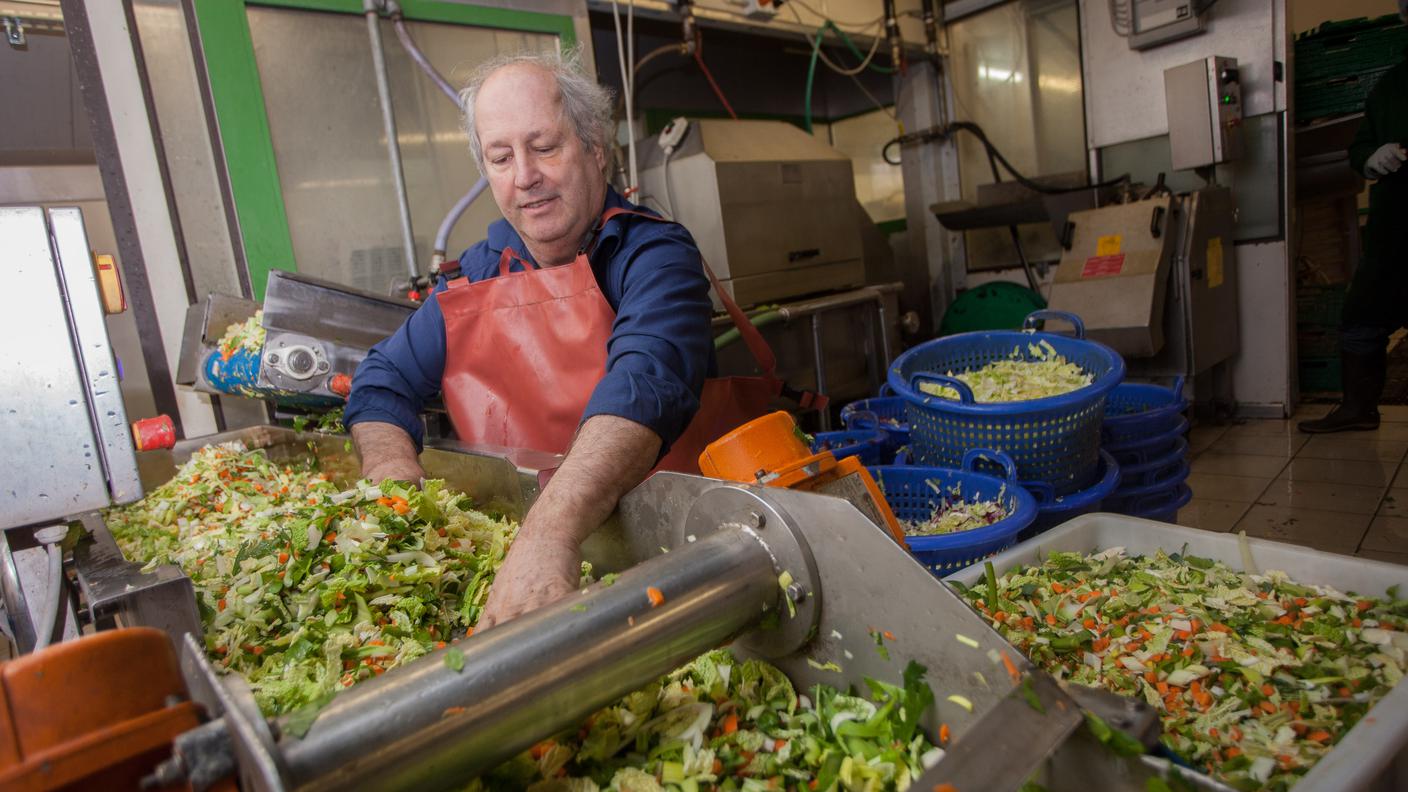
[1175,404,1408,565]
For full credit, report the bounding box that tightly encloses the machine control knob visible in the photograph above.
[1220,67,1240,83]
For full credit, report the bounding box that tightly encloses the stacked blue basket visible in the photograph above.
[886,311,1125,496]
[870,449,1038,577]
[839,395,911,463]
[809,427,889,466]
[1100,377,1192,522]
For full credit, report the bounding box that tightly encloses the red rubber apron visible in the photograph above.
[438,207,804,473]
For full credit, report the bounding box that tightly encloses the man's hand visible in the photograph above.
[475,415,660,630]
[476,526,581,630]
[1365,143,1407,179]
[351,421,426,484]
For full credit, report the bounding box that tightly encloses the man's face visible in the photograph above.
[474,65,607,260]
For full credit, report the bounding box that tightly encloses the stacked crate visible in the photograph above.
[1295,15,1408,123]
[1297,284,1348,393]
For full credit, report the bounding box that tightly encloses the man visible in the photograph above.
[1301,1,1408,433]
[344,51,715,629]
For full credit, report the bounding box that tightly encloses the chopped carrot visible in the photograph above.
[1358,600,1373,612]
[1051,582,1065,594]
[1308,730,1331,743]
[993,611,1007,622]
[1261,683,1275,697]
[933,785,959,792]
[325,531,337,543]
[1294,597,1308,607]
[393,501,410,515]
[716,759,726,775]
[1229,726,1243,742]
[1182,646,1195,658]
[1157,682,1170,695]
[939,723,950,745]
[436,641,446,649]
[217,598,227,611]
[1000,651,1021,683]
[442,706,466,717]
[883,630,896,641]
[251,645,265,656]
[1208,727,1219,738]
[1260,700,1278,714]
[1083,618,1097,630]
[1147,604,1160,614]
[722,712,739,734]
[1045,614,1058,626]
[530,740,556,760]
[1225,746,1242,759]
[647,586,665,607]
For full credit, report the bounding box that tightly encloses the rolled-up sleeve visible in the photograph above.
[581,226,714,453]
[344,293,448,451]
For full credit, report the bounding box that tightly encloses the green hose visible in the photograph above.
[714,310,785,350]
[804,21,895,134]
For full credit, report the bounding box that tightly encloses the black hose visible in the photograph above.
[883,121,1130,195]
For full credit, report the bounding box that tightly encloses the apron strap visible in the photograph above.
[497,246,538,277]
[589,207,781,380]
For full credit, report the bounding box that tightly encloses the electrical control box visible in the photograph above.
[1128,0,1212,50]
[1163,56,1242,171]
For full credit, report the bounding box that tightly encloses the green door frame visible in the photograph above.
[190,0,576,299]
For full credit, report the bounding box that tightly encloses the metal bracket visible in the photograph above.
[683,485,822,659]
[72,513,202,647]
[179,634,289,792]
[4,16,25,47]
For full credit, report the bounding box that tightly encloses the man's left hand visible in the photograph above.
[477,526,581,630]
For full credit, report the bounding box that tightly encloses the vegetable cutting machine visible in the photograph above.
[18,427,1210,792]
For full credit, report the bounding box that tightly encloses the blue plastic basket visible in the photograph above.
[840,397,912,456]
[1019,449,1122,540]
[1109,483,1193,524]
[869,449,1038,576]
[811,428,889,466]
[1107,460,1189,503]
[1103,377,1188,445]
[887,311,1125,495]
[1104,416,1190,467]
[1114,437,1189,488]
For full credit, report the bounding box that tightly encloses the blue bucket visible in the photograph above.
[1103,377,1188,446]
[870,449,1038,577]
[887,311,1125,495]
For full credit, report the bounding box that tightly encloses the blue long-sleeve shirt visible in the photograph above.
[344,187,715,453]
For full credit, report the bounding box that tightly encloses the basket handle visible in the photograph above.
[1017,478,1057,505]
[893,448,910,465]
[961,448,1019,482]
[844,409,882,430]
[878,382,895,397]
[1023,310,1086,339]
[910,373,975,403]
[1171,375,1186,397]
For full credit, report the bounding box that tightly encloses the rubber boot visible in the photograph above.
[1299,347,1385,433]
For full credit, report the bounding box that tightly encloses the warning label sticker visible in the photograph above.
[1082,253,1126,278]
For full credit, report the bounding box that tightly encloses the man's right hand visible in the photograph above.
[350,421,425,484]
[1365,143,1407,179]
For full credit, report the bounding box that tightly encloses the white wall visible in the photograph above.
[1081,0,1288,149]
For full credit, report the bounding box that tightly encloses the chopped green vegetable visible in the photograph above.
[964,548,1408,790]
[599,573,619,588]
[105,443,518,716]
[445,647,465,673]
[217,310,265,359]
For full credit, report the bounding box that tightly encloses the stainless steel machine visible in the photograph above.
[635,119,868,309]
[1048,186,1240,388]
[176,271,417,407]
[0,206,145,652]
[79,426,1193,792]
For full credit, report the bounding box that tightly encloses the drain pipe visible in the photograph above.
[386,0,486,279]
[365,0,418,281]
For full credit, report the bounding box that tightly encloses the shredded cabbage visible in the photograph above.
[106,443,518,716]
[217,310,266,360]
[964,548,1408,790]
[918,341,1092,402]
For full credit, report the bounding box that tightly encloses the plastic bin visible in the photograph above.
[887,311,1125,495]
[810,428,888,466]
[945,513,1408,792]
[870,449,1037,577]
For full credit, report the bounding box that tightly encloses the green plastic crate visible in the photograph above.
[1299,356,1343,393]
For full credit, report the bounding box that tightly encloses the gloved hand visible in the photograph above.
[1365,143,1407,179]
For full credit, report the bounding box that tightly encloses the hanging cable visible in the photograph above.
[882,121,1131,195]
[611,1,639,193]
[693,29,737,119]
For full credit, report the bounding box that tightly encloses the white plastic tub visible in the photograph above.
[945,513,1408,792]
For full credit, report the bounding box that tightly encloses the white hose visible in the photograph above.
[434,177,490,256]
[31,542,63,652]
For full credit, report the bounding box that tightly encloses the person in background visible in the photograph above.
[343,51,716,628]
[1301,0,1408,433]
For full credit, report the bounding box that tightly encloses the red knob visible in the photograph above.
[328,373,353,398]
[132,415,176,451]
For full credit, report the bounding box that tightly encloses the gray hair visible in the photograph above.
[459,47,614,174]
